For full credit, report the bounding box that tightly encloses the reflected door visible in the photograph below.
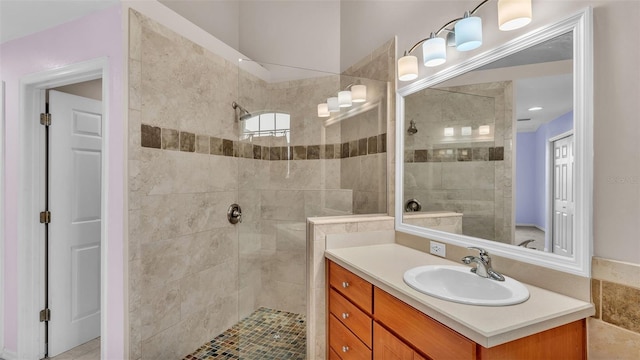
[552,135,574,256]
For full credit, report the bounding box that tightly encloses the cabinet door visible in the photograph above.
[374,323,419,360]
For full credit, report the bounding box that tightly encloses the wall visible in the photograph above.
[0,5,124,358]
[515,111,573,228]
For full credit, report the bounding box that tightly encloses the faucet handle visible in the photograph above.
[467,247,489,256]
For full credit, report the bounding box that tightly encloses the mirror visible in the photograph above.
[396,9,592,276]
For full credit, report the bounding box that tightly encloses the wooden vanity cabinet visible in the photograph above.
[327,260,587,360]
[328,261,373,359]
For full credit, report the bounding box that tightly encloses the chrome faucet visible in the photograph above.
[461,247,505,281]
[517,239,536,249]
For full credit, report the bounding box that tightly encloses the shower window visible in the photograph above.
[242,112,290,142]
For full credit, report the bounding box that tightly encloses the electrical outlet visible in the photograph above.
[430,241,446,257]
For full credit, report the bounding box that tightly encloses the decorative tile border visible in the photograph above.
[404,146,504,163]
[141,123,386,160]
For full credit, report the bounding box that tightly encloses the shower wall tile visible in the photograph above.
[161,128,179,150]
[180,131,195,152]
[140,279,181,341]
[195,134,209,154]
[141,124,161,149]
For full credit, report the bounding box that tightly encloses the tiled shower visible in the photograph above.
[127,10,393,359]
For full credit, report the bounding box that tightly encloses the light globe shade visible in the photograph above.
[422,37,446,67]
[327,97,340,112]
[398,55,418,81]
[338,90,352,107]
[317,103,330,117]
[351,85,367,103]
[498,0,532,31]
[455,16,483,51]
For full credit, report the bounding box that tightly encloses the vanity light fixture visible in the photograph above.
[462,126,472,136]
[444,127,455,136]
[479,125,491,135]
[398,0,533,81]
[455,11,483,51]
[498,0,533,31]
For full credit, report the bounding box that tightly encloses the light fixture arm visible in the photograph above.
[403,0,491,55]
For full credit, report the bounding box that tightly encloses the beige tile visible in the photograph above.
[588,318,640,359]
[593,257,640,289]
[602,281,640,333]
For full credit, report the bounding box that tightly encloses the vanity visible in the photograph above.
[325,244,593,360]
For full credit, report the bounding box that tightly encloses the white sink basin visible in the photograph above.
[403,265,530,306]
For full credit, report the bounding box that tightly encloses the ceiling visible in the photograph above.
[0,0,118,44]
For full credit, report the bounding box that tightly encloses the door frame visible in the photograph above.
[17,58,109,360]
[1,81,6,357]
[545,130,574,254]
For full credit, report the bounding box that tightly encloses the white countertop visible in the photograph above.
[325,243,594,348]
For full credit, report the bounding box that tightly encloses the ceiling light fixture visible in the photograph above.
[528,106,543,111]
[398,0,533,81]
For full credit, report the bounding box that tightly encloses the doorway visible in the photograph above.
[16,59,108,360]
[46,85,103,358]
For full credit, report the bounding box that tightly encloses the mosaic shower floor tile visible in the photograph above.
[184,307,306,360]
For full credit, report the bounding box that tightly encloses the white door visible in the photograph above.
[48,90,102,356]
[552,135,574,256]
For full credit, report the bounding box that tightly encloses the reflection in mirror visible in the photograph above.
[398,8,592,276]
[403,32,573,255]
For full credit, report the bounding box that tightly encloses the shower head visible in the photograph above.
[232,101,252,121]
[408,120,418,135]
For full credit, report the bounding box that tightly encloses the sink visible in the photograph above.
[403,265,529,306]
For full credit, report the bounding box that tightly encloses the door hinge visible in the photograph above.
[40,113,51,126]
[40,211,51,224]
[40,308,51,322]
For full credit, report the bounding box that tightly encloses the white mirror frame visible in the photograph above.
[395,8,593,277]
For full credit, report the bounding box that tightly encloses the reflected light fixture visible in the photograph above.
[338,90,352,107]
[498,0,533,31]
[351,84,367,103]
[317,103,330,117]
[327,97,339,112]
[317,83,367,117]
[398,0,533,81]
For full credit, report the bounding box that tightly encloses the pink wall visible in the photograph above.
[0,5,125,358]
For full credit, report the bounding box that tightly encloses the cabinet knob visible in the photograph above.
[342,312,349,319]
[342,346,349,353]
[342,281,350,288]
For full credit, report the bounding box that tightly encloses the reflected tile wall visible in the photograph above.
[403,81,513,243]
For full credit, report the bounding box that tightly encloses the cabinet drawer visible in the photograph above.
[329,346,341,360]
[329,314,372,360]
[329,288,373,348]
[374,287,476,360]
[329,261,373,314]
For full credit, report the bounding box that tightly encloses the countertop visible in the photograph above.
[325,243,595,348]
